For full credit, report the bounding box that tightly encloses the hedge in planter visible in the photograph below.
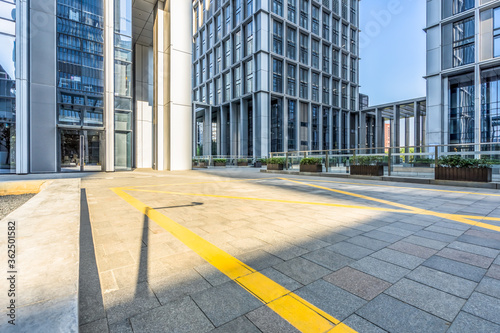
[436,156,492,182]
[267,157,285,170]
[300,157,323,172]
[213,158,227,167]
[237,159,249,166]
[349,156,384,176]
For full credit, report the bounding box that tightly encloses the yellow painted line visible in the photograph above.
[123,188,410,214]
[0,180,50,196]
[454,214,500,222]
[123,177,281,189]
[290,178,500,197]
[112,187,355,333]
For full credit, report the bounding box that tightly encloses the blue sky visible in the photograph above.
[359,0,426,106]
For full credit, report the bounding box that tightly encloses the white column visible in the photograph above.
[16,0,28,174]
[153,2,165,170]
[104,0,114,172]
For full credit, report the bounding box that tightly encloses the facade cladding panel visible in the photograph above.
[426,0,500,147]
[192,0,360,158]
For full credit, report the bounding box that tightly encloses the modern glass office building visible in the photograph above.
[4,0,192,173]
[192,0,360,158]
[426,0,500,147]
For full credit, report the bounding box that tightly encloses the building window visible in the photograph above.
[300,68,308,99]
[209,82,214,104]
[323,76,330,104]
[288,0,296,23]
[332,79,339,107]
[287,27,297,60]
[234,66,241,98]
[341,53,348,80]
[201,28,206,54]
[216,46,221,74]
[481,73,500,143]
[341,0,347,20]
[216,14,222,42]
[245,60,253,93]
[234,30,242,62]
[224,39,231,69]
[453,17,474,67]
[288,63,296,96]
[332,49,339,76]
[342,23,348,50]
[350,28,357,55]
[312,39,320,69]
[273,0,283,16]
[245,21,253,56]
[450,80,475,144]
[322,12,330,41]
[312,72,319,102]
[234,0,242,26]
[247,0,253,17]
[312,104,319,150]
[350,86,356,111]
[300,102,309,150]
[323,44,330,73]
[273,21,283,55]
[300,0,308,29]
[208,22,213,49]
[332,18,339,45]
[312,5,320,35]
[209,52,214,79]
[300,33,308,65]
[288,100,296,150]
[494,8,500,58]
[224,72,231,102]
[453,0,474,15]
[216,78,222,104]
[341,83,347,109]
[273,59,283,93]
[332,0,339,14]
[225,5,231,35]
[271,99,283,152]
[323,107,330,150]
[350,57,357,83]
[350,0,357,25]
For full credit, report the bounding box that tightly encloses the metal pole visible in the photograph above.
[325,151,329,173]
[388,149,392,177]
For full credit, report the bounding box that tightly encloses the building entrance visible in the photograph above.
[60,130,103,172]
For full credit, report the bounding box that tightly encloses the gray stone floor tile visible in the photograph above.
[424,225,465,237]
[324,267,391,301]
[448,312,500,333]
[246,306,300,333]
[80,318,109,333]
[336,227,365,237]
[377,225,415,237]
[343,314,387,333]
[327,241,374,260]
[302,248,354,271]
[210,316,261,333]
[476,277,500,299]
[315,232,349,245]
[404,235,448,250]
[384,278,465,321]
[389,222,424,232]
[273,257,332,285]
[447,241,500,259]
[295,280,366,321]
[350,257,410,283]
[388,241,437,259]
[462,292,500,325]
[260,267,303,292]
[129,296,214,333]
[237,250,284,271]
[457,235,500,250]
[466,229,500,241]
[406,266,477,298]
[108,320,134,333]
[356,294,449,333]
[195,264,232,287]
[486,264,500,279]
[191,281,262,327]
[264,242,310,261]
[422,256,487,282]
[495,256,500,265]
[436,248,494,269]
[370,248,425,270]
[363,230,404,243]
[433,221,470,231]
[345,235,390,251]
[149,269,212,305]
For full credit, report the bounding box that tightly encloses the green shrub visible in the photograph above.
[438,155,492,168]
[237,158,248,163]
[349,156,383,166]
[300,157,322,165]
[267,157,286,165]
[213,158,227,164]
[414,157,433,164]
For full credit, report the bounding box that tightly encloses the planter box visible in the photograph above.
[214,162,226,167]
[413,163,431,168]
[194,162,207,168]
[237,162,249,166]
[267,163,284,171]
[435,167,492,182]
[300,164,323,172]
[254,162,262,168]
[350,165,384,176]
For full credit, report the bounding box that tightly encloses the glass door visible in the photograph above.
[61,130,82,172]
[83,130,103,172]
[60,129,103,172]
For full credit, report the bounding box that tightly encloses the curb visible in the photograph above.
[0,180,51,196]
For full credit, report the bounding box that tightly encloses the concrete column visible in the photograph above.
[220,107,227,155]
[405,117,410,148]
[359,111,367,149]
[104,0,114,171]
[255,92,269,157]
[375,108,383,152]
[391,105,401,149]
[16,0,29,174]
[153,2,165,170]
[283,99,289,152]
[203,107,211,155]
[230,102,239,156]
[239,100,248,156]
[414,102,421,151]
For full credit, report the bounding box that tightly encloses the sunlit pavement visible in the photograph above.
[79,168,500,333]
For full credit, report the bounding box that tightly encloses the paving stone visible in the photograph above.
[356,294,449,333]
[323,267,391,301]
[315,232,349,245]
[108,320,134,333]
[191,281,262,327]
[336,227,365,237]
[462,292,500,325]
[237,250,284,271]
[343,314,387,333]
[406,266,477,298]
[129,296,214,333]
[389,222,424,232]
[260,267,303,292]
[295,280,366,321]
[415,230,457,243]
[448,311,500,333]
[403,235,448,250]
[476,277,500,299]
[422,256,487,282]
[302,248,354,271]
[349,257,410,283]
[388,241,437,259]
[327,241,374,260]
[370,248,425,270]
[363,230,404,243]
[210,316,260,333]
[80,318,109,333]
[457,235,500,250]
[436,248,494,269]
[273,257,332,285]
[424,225,465,237]
[495,256,500,265]
[466,229,500,241]
[433,221,470,231]
[246,306,300,333]
[345,236,390,251]
[195,264,232,287]
[486,264,500,279]
[149,269,212,305]
[377,226,415,237]
[447,241,500,259]
[384,278,465,321]
[264,242,310,261]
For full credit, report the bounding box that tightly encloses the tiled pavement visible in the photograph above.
[79,169,500,333]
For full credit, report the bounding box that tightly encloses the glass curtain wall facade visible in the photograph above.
[449,80,474,144]
[481,74,500,143]
[0,0,16,173]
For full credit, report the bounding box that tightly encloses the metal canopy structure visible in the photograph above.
[360,97,427,120]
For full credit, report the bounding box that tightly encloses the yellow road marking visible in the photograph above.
[290,178,500,197]
[112,187,355,333]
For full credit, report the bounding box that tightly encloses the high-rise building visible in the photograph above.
[192,0,360,158]
[426,0,500,148]
[1,0,193,174]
